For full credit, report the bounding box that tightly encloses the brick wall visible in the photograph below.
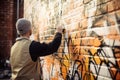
[0,0,14,59]
[0,0,24,59]
[24,0,120,80]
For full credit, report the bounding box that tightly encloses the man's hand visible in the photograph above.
[56,25,63,34]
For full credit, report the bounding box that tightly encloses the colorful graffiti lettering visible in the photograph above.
[24,0,120,80]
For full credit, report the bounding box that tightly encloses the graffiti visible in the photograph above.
[24,0,120,80]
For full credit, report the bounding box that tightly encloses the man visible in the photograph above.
[10,18,62,80]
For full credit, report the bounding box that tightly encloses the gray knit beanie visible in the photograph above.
[16,18,31,35]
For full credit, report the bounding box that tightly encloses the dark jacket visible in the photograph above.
[29,32,62,61]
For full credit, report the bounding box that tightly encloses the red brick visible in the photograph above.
[107,0,120,12]
[74,38,81,46]
[97,0,104,5]
[95,3,107,16]
[108,11,120,26]
[81,19,88,29]
[116,10,120,22]
[101,3,108,14]
[83,0,91,4]
[80,31,86,38]
[113,0,120,10]
[92,15,106,27]
[74,0,83,7]
[95,5,102,16]
[107,1,115,12]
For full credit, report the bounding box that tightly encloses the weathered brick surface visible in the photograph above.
[0,0,14,59]
[24,0,120,80]
[0,0,24,59]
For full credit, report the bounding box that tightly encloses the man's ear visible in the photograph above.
[29,29,32,35]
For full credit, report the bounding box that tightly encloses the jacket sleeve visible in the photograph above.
[29,32,62,61]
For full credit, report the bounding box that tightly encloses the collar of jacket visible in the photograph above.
[16,37,29,41]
